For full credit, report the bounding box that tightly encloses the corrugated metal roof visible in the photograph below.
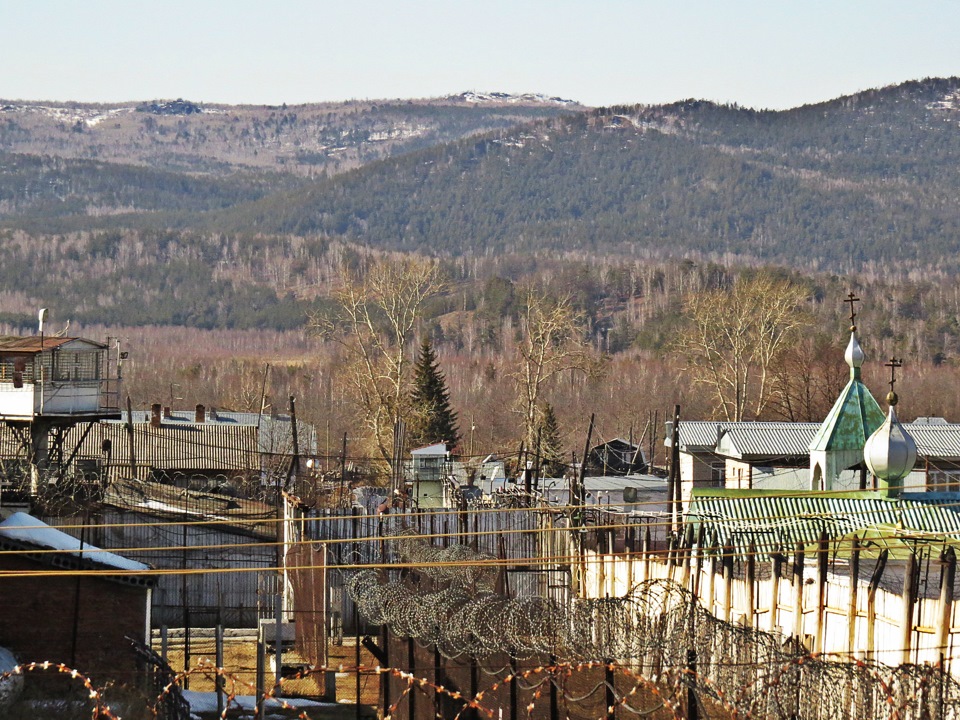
[688,489,960,552]
[0,412,317,484]
[109,411,317,455]
[0,336,104,353]
[668,421,722,449]
[668,420,960,463]
[72,423,262,478]
[716,423,819,458]
[116,410,276,425]
[907,425,960,460]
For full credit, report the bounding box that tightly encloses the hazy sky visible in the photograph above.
[3,1,958,110]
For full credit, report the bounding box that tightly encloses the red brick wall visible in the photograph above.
[0,555,149,685]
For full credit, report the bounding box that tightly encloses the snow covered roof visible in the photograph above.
[0,512,151,575]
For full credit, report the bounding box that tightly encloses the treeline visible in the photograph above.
[0,228,339,329]
[65,257,960,471]
[2,228,960,360]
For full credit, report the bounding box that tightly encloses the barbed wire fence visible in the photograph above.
[0,573,957,719]
[340,530,960,720]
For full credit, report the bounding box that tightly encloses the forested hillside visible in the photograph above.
[0,152,303,224]
[211,78,960,269]
[4,79,960,269]
[2,79,960,340]
[52,256,960,464]
[0,95,576,177]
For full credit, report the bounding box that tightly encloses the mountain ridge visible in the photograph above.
[195,77,960,269]
[0,93,580,179]
[2,78,960,331]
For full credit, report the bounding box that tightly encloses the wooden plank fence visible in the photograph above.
[580,535,960,673]
[296,504,554,635]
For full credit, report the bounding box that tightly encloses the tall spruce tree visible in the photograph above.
[538,403,566,477]
[409,338,461,449]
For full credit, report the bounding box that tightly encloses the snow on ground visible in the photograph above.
[929,90,960,112]
[138,499,227,521]
[182,689,338,719]
[84,107,131,126]
[0,646,23,712]
[0,103,134,125]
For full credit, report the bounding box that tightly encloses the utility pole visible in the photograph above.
[574,415,595,518]
[125,395,137,478]
[668,405,681,533]
[532,428,542,493]
[650,410,658,472]
[338,433,348,506]
[572,414,595,596]
[285,395,300,492]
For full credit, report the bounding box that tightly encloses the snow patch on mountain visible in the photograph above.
[928,90,960,112]
[368,122,430,142]
[455,91,579,107]
[0,103,135,126]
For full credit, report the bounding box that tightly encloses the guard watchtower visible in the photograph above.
[0,333,122,493]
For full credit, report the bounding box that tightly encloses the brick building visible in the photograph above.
[0,512,154,684]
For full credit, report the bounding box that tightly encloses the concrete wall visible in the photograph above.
[724,459,753,489]
[580,545,960,673]
[680,450,722,513]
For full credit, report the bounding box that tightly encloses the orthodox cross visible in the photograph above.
[844,292,860,331]
[885,357,903,406]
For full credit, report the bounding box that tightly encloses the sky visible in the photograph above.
[2,1,959,110]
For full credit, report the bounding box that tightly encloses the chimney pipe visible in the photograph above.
[195,404,205,423]
[151,403,162,428]
[163,406,172,419]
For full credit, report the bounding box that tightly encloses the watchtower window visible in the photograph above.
[0,356,34,386]
[45,349,101,382]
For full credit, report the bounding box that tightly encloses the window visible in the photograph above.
[927,469,960,492]
[711,463,725,487]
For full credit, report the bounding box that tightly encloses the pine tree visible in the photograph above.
[538,403,566,477]
[409,338,461,449]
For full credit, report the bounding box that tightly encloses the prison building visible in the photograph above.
[0,512,154,684]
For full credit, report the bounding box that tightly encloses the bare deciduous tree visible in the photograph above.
[312,256,444,470]
[677,274,811,421]
[512,287,600,451]
[769,335,847,422]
